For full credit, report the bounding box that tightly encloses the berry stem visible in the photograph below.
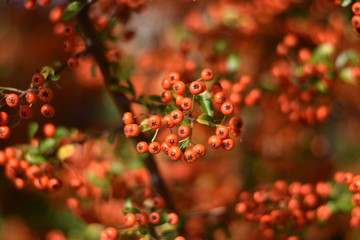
[76,6,178,214]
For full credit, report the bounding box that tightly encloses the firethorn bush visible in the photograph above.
[2,0,360,239]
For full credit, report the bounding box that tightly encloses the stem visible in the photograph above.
[0,87,26,94]
[76,7,177,213]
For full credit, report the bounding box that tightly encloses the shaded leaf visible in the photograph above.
[140,118,151,132]
[25,152,46,164]
[28,122,39,140]
[62,1,87,21]
[341,0,352,7]
[196,113,216,126]
[38,138,56,153]
[339,67,357,84]
[335,50,360,69]
[57,144,75,161]
[196,91,214,117]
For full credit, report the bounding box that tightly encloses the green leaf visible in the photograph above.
[38,138,56,153]
[25,152,46,164]
[110,161,123,175]
[196,113,216,126]
[310,43,334,65]
[51,75,61,81]
[341,0,352,7]
[62,1,87,21]
[314,80,328,93]
[40,66,55,79]
[28,122,39,140]
[108,131,117,144]
[339,67,357,84]
[196,91,214,117]
[91,63,97,78]
[140,118,151,132]
[213,40,228,53]
[126,79,135,97]
[226,53,240,73]
[55,126,70,140]
[149,95,162,103]
[164,105,178,115]
[336,50,360,68]
[53,61,62,67]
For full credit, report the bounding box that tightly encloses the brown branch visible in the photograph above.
[76,6,177,213]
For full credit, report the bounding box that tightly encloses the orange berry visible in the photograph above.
[173,81,186,95]
[0,126,11,139]
[137,141,149,153]
[6,94,20,108]
[165,134,179,147]
[221,101,234,115]
[47,178,62,192]
[180,98,192,111]
[170,110,184,124]
[0,112,9,125]
[125,212,137,226]
[104,227,118,239]
[162,77,172,90]
[189,81,205,95]
[122,112,134,125]
[183,149,197,163]
[169,72,181,83]
[43,123,56,138]
[161,90,173,103]
[162,115,174,128]
[153,196,166,209]
[222,138,234,151]
[175,94,184,106]
[208,135,221,149]
[178,125,191,138]
[149,212,161,224]
[25,91,38,104]
[161,142,170,155]
[168,146,182,160]
[128,124,140,137]
[215,125,229,139]
[19,105,33,119]
[41,104,55,118]
[38,87,54,102]
[201,68,214,81]
[192,144,206,157]
[67,57,79,69]
[213,92,226,104]
[148,115,162,129]
[168,213,179,225]
[149,142,161,154]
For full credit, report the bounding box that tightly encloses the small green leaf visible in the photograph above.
[25,152,46,164]
[196,91,214,117]
[38,138,56,153]
[40,66,53,79]
[140,118,151,132]
[341,0,352,7]
[164,105,178,115]
[108,131,117,144]
[62,1,87,21]
[28,122,39,140]
[226,53,240,73]
[55,126,71,139]
[196,113,216,126]
[339,67,357,84]
[51,75,61,81]
[310,43,334,65]
[149,95,162,103]
[335,50,360,69]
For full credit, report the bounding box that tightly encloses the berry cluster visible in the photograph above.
[352,2,360,37]
[235,180,335,239]
[124,69,243,163]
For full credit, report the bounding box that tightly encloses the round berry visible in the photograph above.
[201,68,214,81]
[149,212,161,224]
[19,105,33,119]
[63,40,74,52]
[128,124,140,137]
[25,91,38,104]
[122,112,134,125]
[168,213,179,225]
[213,92,226,104]
[47,178,62,192]
[149,142,161,154]
[162,115,175,128]
[32,73,46,87]
[125,212,137,226]
[180,98,192,111]
[162,77,172,90]
[192,144,206,157]
[168,146,182,160]
[41,104,55,118]
[175,94,184,107]
[183,149,197,163]
[353,2,360,15]
[104,227,118,239]
[170,110,184,125]
[148,115,162,129]
[173,81,186,95]
[161,90,173,103]
[216,125,229,139]
[208,135,221,149]
[161,142,170,155]
[178,125,191,138]
[43,123,56,138]
[153,196,166,209]
[229,116,243,130]
[189,81,205,95]
[137,141,149,153]
[221,101,234,115]
[0,126,10,139]
[222,138,235,151]
[6,94,20,108]
[67,57,79,69]
[165,134,179,147]
[0,112,9,125]
[38,87,54,102]
[169,72,181,83]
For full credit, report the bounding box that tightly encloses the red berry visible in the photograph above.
[208,135,221,149]
[67,57,79,69]
[0,112,9,125]
[122,112,134,125]
[25,91,38,104]
[0,126,11,139]
[38,87,54,102]
[6,94,20,107]
[168,146,182,160]
[183,149,197,163]
[149,142,161,154]
[170,110,184,124]
[178,125,191,138]
[32,73,46,87]
[201,68,214,81]
[41,104,55,118]
[137,141,149,153]
[19,105,33,119]
[192,144,206,157]
[172,81,186,95]
[148,115,162,129]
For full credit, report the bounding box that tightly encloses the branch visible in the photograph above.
[76,6,177,213]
